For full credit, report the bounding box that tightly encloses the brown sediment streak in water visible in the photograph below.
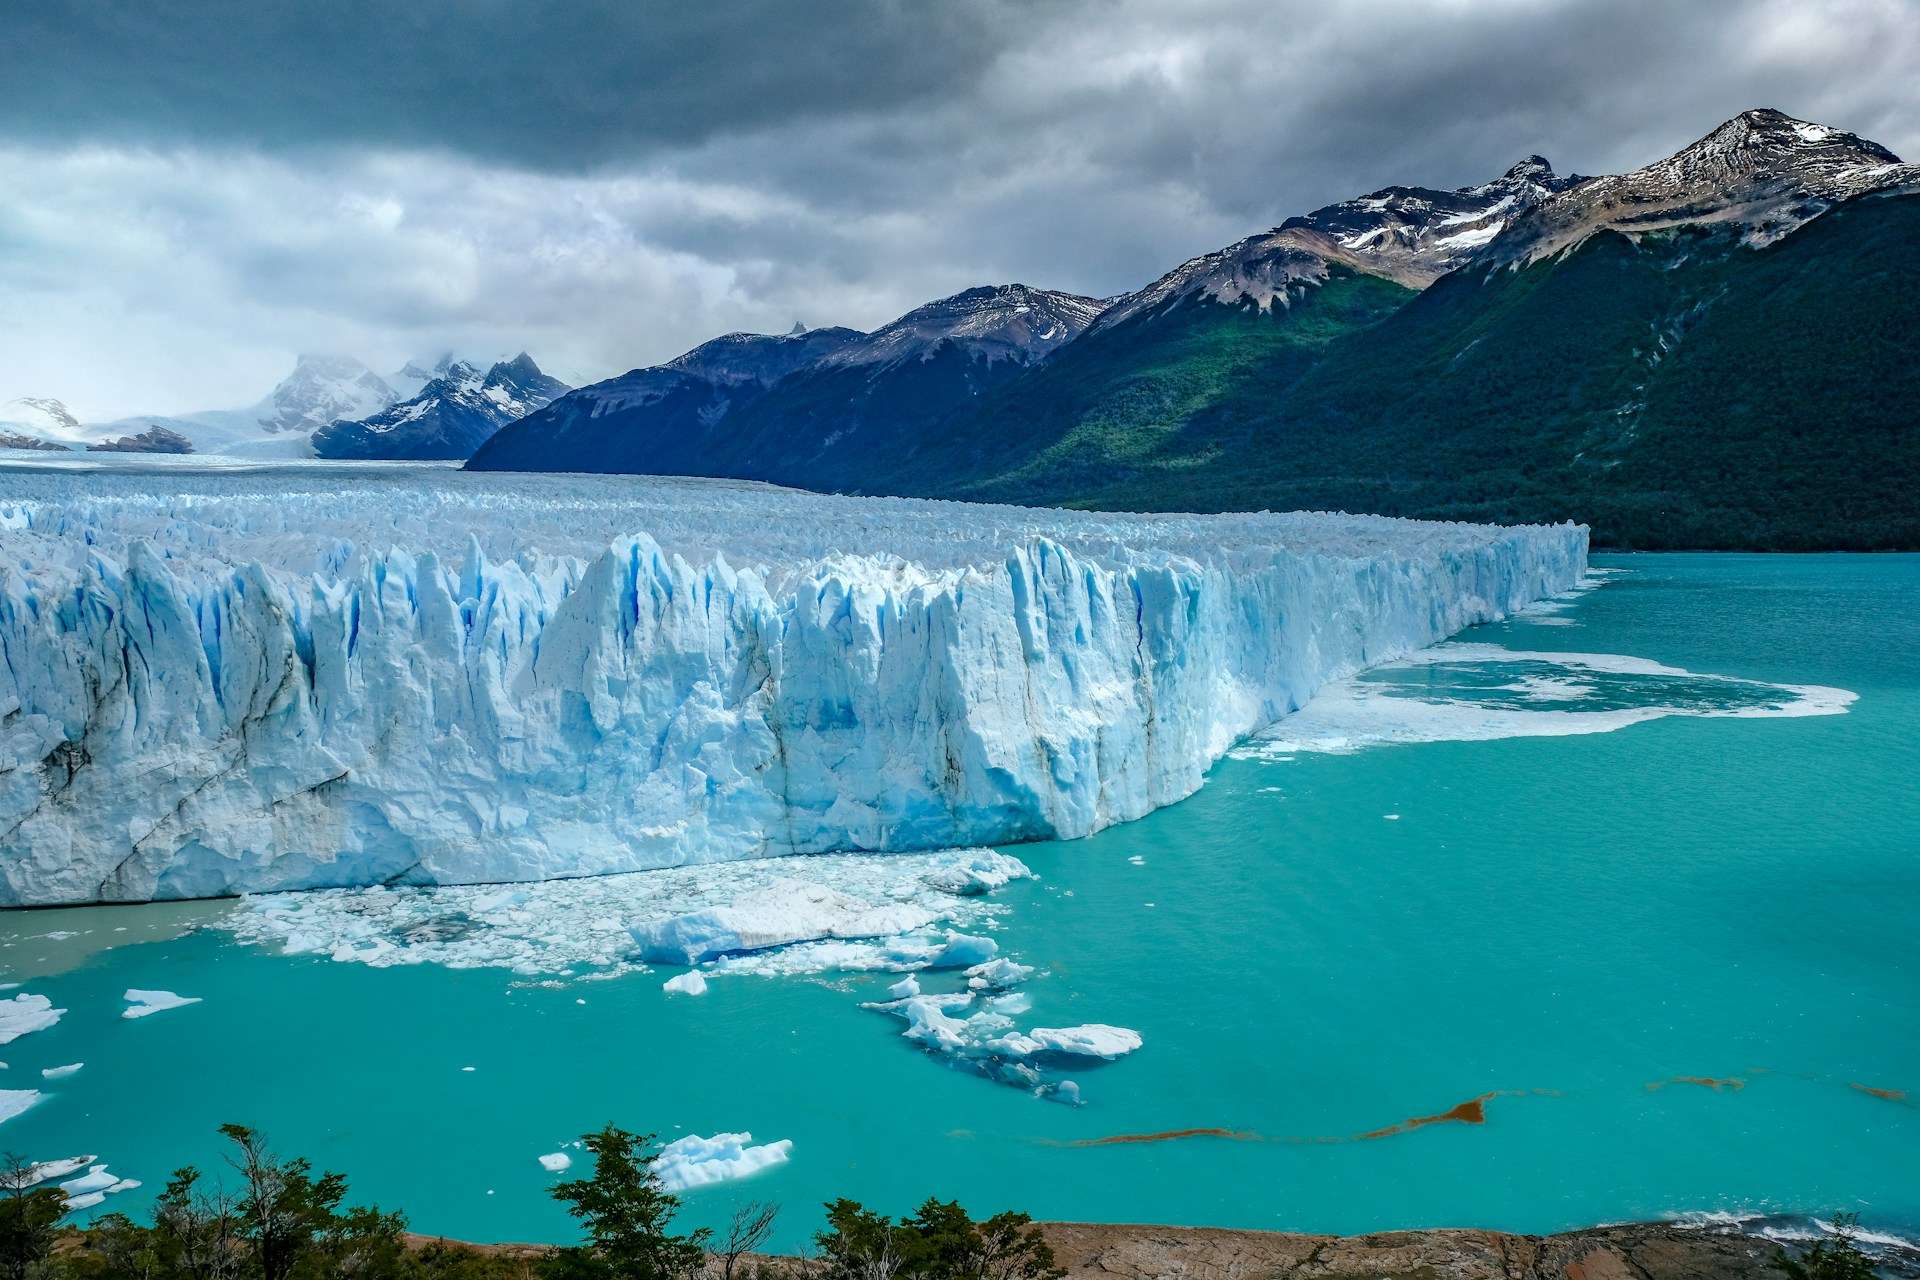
[1647,1076,1745,1092]
[1058,1089,1548,1149]
[1850,1082,1908,1102]
[1056,1127,1259,1148]
[1356,1093,1494,1140]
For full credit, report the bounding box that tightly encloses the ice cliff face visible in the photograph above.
[0,469,1586,905]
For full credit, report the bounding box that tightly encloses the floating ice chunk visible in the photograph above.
[1040,1080,1082,1106]
[40,1063,83,1080]
[107,1179,141,1194]
[986,991,1031,1016]
[122,990,202,1019]
[923,853,1034,896]
[653,1132,792,1192]
[538,1152,572,1173]
[3,1156,94,1188]
[927,933,997,968]
[0,1090,42,1125]
[887,974,921,999]
[1028,1025,1143,1059]
[632,880,937,964]
[662,972,708,996]
[60,1166,117,1195]
[1238,645,1855,758]
[63,1192,106,1211]
[1127,855,1145,866]
[0,995,65,1044]
[226,848,1021,979]
[964,958,1033,991]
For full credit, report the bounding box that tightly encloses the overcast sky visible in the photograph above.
[4,0,1916,419]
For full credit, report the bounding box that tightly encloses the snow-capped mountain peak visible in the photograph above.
[310,353,569,460]
[1480,108,1919,264]
[832,283,1107,367]
[258,354,399,435]
[1091,157,1581,331]
[0,396,86,445]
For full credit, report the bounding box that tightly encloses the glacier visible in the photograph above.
[0,466,1586,905]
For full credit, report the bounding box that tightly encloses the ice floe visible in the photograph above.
[633,881,937,964]
[39,1063,82,1080]
[871,992,1142,1098]
[652,1132,792,1192]
[537,1152,572,1173]
[1235,644,1855,758]
[122,989,203,1019]
[0,1090,42,1125]
[0,994,65,1044]
[4,1155,94,1188]
[661,972,708,996]
[224,848,1026,980]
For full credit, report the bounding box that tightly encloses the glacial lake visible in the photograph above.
[3,552,1916,1250]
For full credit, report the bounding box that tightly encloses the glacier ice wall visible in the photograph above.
[0,467,1586,904]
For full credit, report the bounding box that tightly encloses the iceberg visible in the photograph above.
[0,994,64,1045]
[40,1063,83,1080]
[4,1155,95,1188]
[0,1090,42,1125]
[652,1132,792,1192]
[633,880,938,964]
[537,1152,572,1173]
[661,971,708,996]
[122,989,202,1019]
[0,469,1585,904]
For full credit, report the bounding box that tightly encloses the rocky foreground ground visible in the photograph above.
[410,1217,1920,1279]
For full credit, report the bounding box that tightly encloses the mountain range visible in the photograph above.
[471,108,1920,550]
[0,352,561,460]
[311,354,569,460]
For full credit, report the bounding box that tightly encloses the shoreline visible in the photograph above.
[400,1216,1920,1279]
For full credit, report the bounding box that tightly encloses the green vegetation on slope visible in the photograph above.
[873,269,1414,505]
[933,194,1920,550]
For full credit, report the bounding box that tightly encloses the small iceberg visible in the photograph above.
[1028,1025,1144,1059]
[538,1152,573,1173]
[0,1090,44,1126]
[923,852,1035,896]
[661,972,708,997]
[653,1132,792,1192]
[0,994,66,1045]
[123,989,203,1019]
[40,1063,84,1080]
[4,1155,95,1188]
[632,880,936,964]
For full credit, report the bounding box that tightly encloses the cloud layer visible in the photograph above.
[3,0,1915,418]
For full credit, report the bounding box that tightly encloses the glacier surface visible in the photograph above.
[0,466,1585,904]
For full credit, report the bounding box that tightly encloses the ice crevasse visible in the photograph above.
[0,470,1587,904]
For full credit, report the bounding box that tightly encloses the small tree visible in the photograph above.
[815,1199,1060,1280]
[0,1157,65,1280]
[1775,1214,1877,1280]
[151,1167,246,1280]
[711,1202,778,1280]
[545,1127,710,1280]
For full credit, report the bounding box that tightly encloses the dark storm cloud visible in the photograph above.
[3,0,1915,418]
[0,0,1043,167]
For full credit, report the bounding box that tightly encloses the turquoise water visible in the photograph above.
[3,554,1916,1248]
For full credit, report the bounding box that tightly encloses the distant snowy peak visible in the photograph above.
[310,354,569,460]
[1091,157,1580,330]
[1482,108,1920,264]
[830,284,1108,367]
[256,354,399,435]
[0,397,89,447]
